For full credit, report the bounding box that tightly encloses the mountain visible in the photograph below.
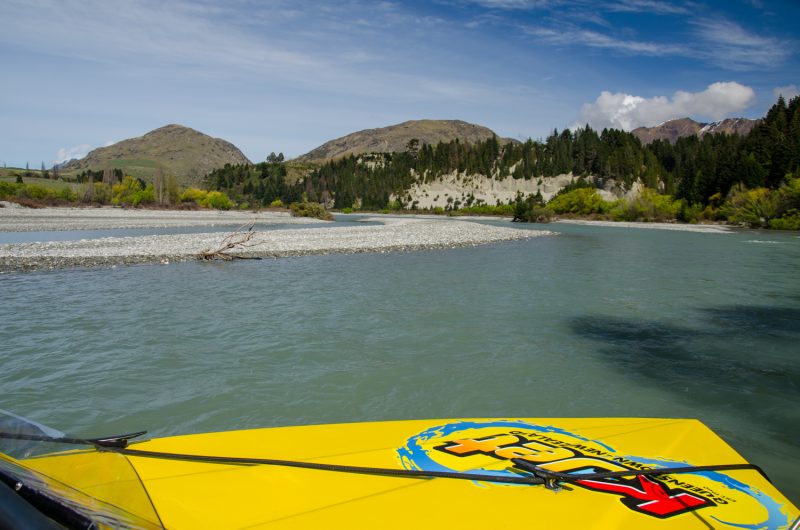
[53,159,78,170]
[294,119,514,163]
[698,118,757,138]
[632,117,757,144]
[62,124,251,183]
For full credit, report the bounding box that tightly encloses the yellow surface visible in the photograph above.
[2,450,162,528]
[19,418,800,529]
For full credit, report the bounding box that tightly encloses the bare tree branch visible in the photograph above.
[199,222,263,261]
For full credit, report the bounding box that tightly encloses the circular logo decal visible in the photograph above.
[397,420,791,527]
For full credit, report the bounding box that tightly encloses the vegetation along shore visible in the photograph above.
[2,96,798,232]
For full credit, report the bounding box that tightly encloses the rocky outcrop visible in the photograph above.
[398,172,635,210]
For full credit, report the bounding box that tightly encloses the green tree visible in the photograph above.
[112,175,155,206]
[547,188,608,215]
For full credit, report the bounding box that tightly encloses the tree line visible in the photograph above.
[206,154,302,208]
[208,96,799,216]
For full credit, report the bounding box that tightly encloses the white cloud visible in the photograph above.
[472,0,687,12]
[691,18,791,70]
[524,26,687,56]
[773,85,799,101]
[471,0,555,8]
[576,82,756,131]
[521,11,791,70]
[55,144,92,164]
[0,0,504,108]
[604,0,689,15]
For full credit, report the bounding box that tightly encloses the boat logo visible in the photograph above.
[434,430,711,518]
[398,420,791,527]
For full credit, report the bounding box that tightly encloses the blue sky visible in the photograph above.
[1,0,798,168]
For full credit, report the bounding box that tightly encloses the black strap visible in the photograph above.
[112,447,544,485]
[0,431,773,488]
[112,446,772,488]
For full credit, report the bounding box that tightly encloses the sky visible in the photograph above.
[1,0,798,168]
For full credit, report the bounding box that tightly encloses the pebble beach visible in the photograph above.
[0,206,550,272]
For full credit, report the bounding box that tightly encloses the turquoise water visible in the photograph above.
[1,221,798,502]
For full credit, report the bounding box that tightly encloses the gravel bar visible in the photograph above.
[0,215,551,272]
[0,205,323,232]
[555,219,732,233]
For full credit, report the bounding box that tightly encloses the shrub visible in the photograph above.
[511,193,550,222]
[721,185,780,227]
[768,211,800,230]
[609,189,678,222]
[701,192,726,221]
[0,182,82,205]
[779,177,800,212]
[513,205,553,222]
[289,201,333,220]
[676,200,703,223]
[86,183,112,204]
[59,187,78,202]
[456,204,515,216]
[16,184,51,200]
[179,187,233,209]
[720,177,800,229]
[0,181,18,198]
[546,188,609,215]
[179,187,208,204]
[269,199,284,208]
[112,176,155,207]
[342,207,353,214]
[137,185,155,206]
[201,191,233,210]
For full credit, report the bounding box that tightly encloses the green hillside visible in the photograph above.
[294,119,515,163]
[60,124,251,185]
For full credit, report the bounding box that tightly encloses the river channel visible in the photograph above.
[1,219,798,502]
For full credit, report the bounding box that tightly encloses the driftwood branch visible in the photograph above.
[199,222,263,261]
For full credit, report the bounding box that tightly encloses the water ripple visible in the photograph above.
[1,224,798,502]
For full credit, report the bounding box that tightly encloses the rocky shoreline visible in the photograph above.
[0,204,322,232]
[0,208,550,272]
[555,219,733,233]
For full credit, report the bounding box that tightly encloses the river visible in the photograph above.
[1,219,798,502]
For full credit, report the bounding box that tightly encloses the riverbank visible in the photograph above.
[0,208,549,272]
[0,204,323,232]
[555,219,734,233]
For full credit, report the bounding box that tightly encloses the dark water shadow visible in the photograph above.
[702,306,800,335]
[570,305,800,446]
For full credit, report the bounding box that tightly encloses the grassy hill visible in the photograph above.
[0,168,84,191]
[294,119,515,163]
[61,124,251,185]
